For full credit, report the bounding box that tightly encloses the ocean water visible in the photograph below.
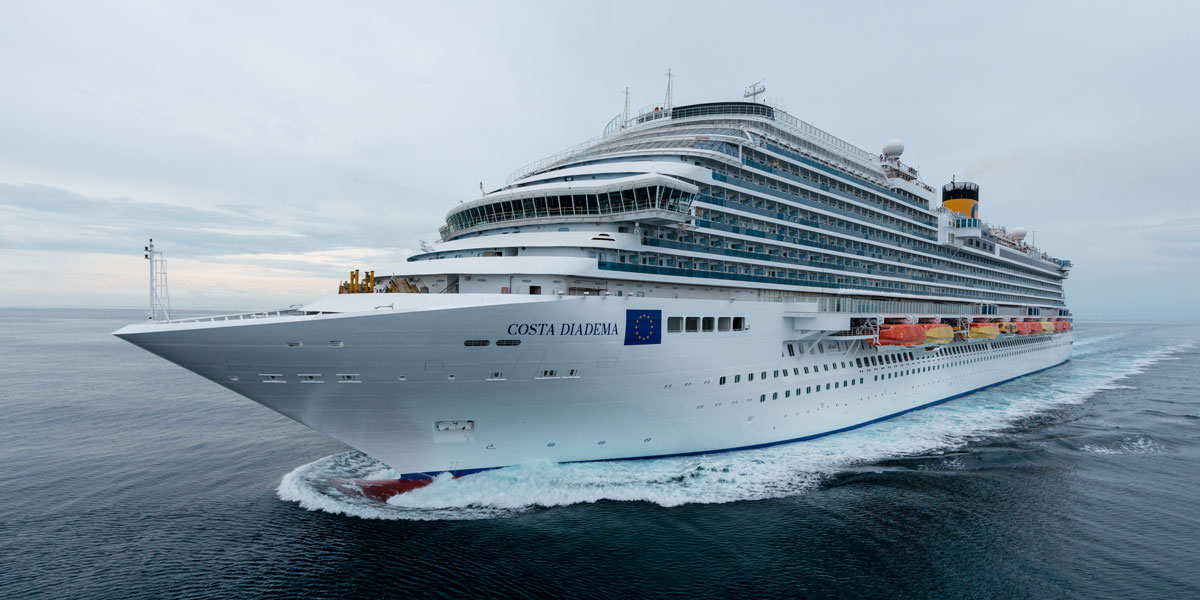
[2,309,1198,599]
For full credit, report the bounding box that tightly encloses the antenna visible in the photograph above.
[622,86,630,125]
[664,68,674,110]
[479,181,485,196]
[744,80,766,103]
[144,238,171,321]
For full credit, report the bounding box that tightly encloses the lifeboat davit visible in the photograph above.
[875,324,925,346]
[969,323,1000,339]
[920,323,954,345]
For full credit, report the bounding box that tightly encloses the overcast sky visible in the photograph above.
[1,1,1197,319]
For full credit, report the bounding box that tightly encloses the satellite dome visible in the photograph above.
[1011,227,1028,242]
[882,139,904,157]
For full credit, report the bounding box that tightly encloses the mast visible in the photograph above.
[144,238,171,321]
[664,68,674,110]
[622,86,630,125]
[744,80,766,103]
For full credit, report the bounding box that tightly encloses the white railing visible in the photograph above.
[506,115,627,184]
[154,309,306,325]
[506,101,887,186]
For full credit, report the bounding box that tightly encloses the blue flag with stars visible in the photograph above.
[624,309,662,346]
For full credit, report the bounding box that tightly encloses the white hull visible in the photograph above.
[115,295,1073,478]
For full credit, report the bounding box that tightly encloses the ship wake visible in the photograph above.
[277,338,1196,521]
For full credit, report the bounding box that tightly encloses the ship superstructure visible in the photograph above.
[115,95,1073,496]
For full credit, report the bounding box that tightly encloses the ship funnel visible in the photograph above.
[942,181,979,218]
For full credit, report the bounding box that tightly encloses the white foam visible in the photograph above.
[277,333,1199,520]
[1081,436,1165,455]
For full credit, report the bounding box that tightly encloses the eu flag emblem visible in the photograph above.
[624,309,662,346]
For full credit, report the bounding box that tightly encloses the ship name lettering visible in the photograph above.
[506,322,619,336]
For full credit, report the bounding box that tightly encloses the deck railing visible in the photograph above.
[153,309,306,325]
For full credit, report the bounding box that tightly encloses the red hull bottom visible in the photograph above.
[333,478,437,501]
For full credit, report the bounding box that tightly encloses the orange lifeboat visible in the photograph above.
[1053,321,1067,332]
[920,323,954,345]
[969,323,1000,339]
[876,324,925,346]
[1016,322,1035,335]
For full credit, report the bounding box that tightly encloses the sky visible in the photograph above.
[1,1,1197,319]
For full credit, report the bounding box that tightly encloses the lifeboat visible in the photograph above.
[998,322,1017,335]
[1064,321,1072,331]
[1016,321,1035,335]
[969,323,999,339]
[875,324,925,346]
[920,323,954,345]
[1053,321,1067,332]
[1039,321,1054,334]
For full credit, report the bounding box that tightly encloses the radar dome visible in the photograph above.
[882,139,904,157]
[1011,227,1028,242]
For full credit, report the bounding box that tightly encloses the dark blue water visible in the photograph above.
[2,309,1198,599]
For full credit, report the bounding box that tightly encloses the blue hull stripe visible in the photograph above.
[398,359,1070,481]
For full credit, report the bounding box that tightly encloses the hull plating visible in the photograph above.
[115,296,1074,478]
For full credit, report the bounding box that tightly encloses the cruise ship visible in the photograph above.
[115,93,1074,498]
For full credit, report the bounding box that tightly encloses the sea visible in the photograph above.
[1,308,1198,599]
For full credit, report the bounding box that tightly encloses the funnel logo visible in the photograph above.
[624,309,661,346]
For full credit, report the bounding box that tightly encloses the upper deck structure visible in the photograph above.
[407,100,1069,319]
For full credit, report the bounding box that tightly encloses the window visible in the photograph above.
[760,394,766,402]
[856,358,862,368]
[496,339,521,346]
[734,375,741,383]
[718,317,732,331]
[748,373,754,381]
[702,317,715,332]
[719,376,726,385]
[463,340,490,347]
[804,366,809,374]
[761,371,767,379]
[733,317,746,331]
[685,317,700,332]
[667,317,683,333]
